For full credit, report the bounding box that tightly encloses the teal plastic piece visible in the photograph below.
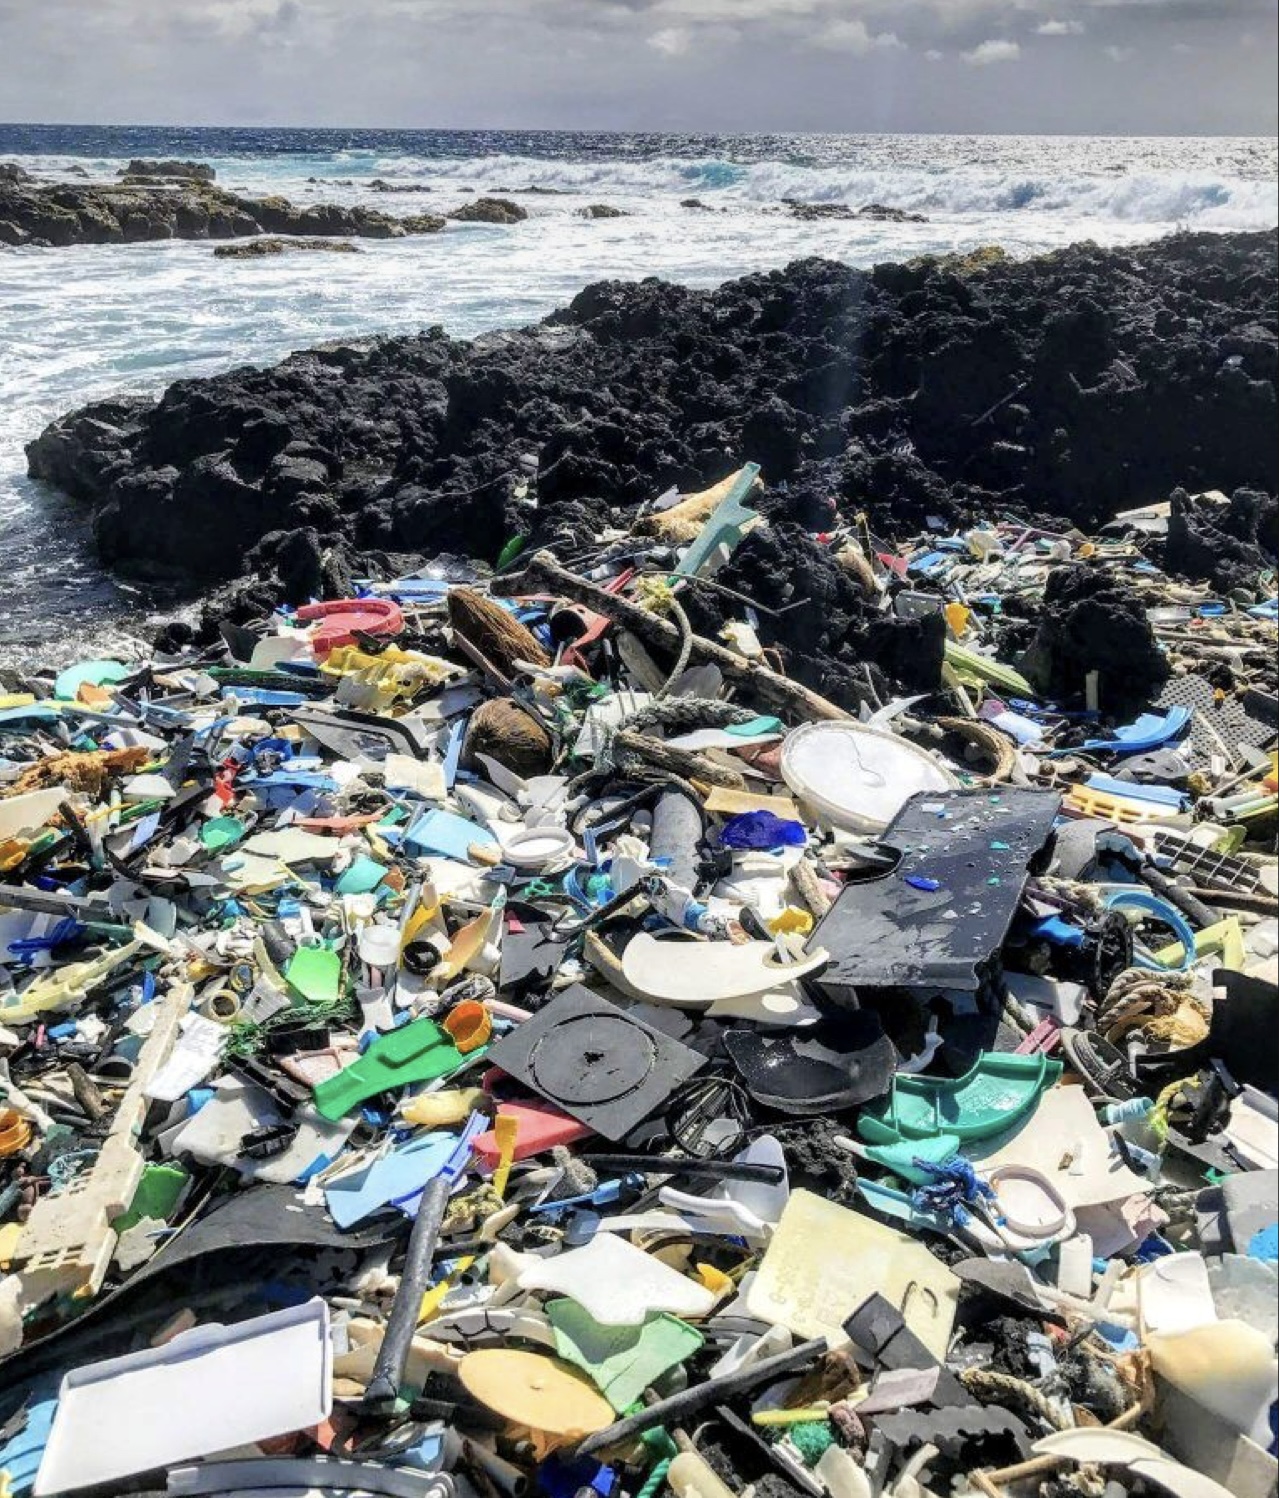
[858,1052,1061,1146]
[672,462,761,580]
[312,1017,477,1121]
[860,1132,964,1186]
[54,658,130,701]
[335,855,389,895]
[200,815,245,853]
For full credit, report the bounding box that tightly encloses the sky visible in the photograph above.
[1,0,1275,135]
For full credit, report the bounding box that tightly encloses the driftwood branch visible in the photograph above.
[496,551,850,724]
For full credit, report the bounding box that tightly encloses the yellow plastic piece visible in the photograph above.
[0,693,35,709]
[400,1087,488,1129]
[0,1221,22,1266]
[944,602,970,638]
[0,923,170,1026]
[319,644,454,709]
[458,1349,614,1458]
[419,1255,476,1323]
[1064,786,1184,825]
[492,1114,519,1199]
[695,1263,734,1297]
[0,1108,33,1157]
[752,1407,832,1427]
[1154,917,1246,973]
[435,904,500,984]
[745,1188,960,1361]
[767,907,814,936]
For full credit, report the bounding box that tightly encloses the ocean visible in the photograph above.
[1,124,1276,664]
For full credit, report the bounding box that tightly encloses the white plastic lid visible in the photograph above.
[504,825,574,870]
[779,722,955,833]
[357,923,403,968]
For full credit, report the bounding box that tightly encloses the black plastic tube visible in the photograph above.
[581,1153,785,1184]
[363,1174,451,1407]
[575,1336,828,1456]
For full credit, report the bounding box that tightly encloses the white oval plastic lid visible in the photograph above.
[779,722,955,833]
[505,825,574,869]
[987,1164,1071,1238]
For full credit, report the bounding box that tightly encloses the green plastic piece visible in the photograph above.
[788,1421,835,1464]
[497,534,527,570]
[546,1299,704,1413]
[671,462,761,580]
[861,1132,964,1186]
[944,641,1034,697]
[286,946,342,1006]
[335,856,388,895]
[113,1162,189,1233]
[726,715,783,738]
[858,1052,1062,1145]
[200,816,245,853]
[54,658,130,701]
[312,1017,475,1121]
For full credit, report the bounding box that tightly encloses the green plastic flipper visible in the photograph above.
[312,1017,477,1121]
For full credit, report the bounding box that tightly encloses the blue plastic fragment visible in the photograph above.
[1026,914,1085,947]
[718,811,806,850]
[1248,1223,1279,1264]
[1079,707,1192,755]
[1085,774,1186,809]
[1102,889,1196,971]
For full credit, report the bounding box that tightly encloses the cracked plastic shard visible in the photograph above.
[12,981,192,1312]
[745,1188,959,1360]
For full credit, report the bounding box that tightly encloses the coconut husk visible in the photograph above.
[462,698,554,779]
[834,542,878,598]
[447,587,551,675]
[636,467,762,546]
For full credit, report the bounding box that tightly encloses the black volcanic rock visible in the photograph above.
[25,232,1278,610]
[0,179,447,248]
[214,237,365,259]
[449,197,528,225]
[119,158,216,182]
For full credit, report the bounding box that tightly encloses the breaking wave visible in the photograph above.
[348,152,1277,227]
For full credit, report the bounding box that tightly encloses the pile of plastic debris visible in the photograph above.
[1,465,1276,1498]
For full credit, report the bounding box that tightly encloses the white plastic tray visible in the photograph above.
[36,1299,332,1495]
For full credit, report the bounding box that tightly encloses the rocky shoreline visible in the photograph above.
[0,164,448,246]
[24,229,1278,649]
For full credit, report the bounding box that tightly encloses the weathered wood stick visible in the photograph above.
[496,551,851,724]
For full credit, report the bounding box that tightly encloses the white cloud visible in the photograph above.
[1171,39,1194,52]
[925,46,945,59]
[1037,18,1085,35]
[961,37,1020,64]
[1104,43,1135,60]
[810,17,904,53]
[648,24,690,53]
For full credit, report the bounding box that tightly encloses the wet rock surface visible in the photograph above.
[449,196,529,224]
[0,177,448,247]
[213,237,365,258]
[24,231,1278,611]
[784,200,929,223]
[118,157,216,182]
